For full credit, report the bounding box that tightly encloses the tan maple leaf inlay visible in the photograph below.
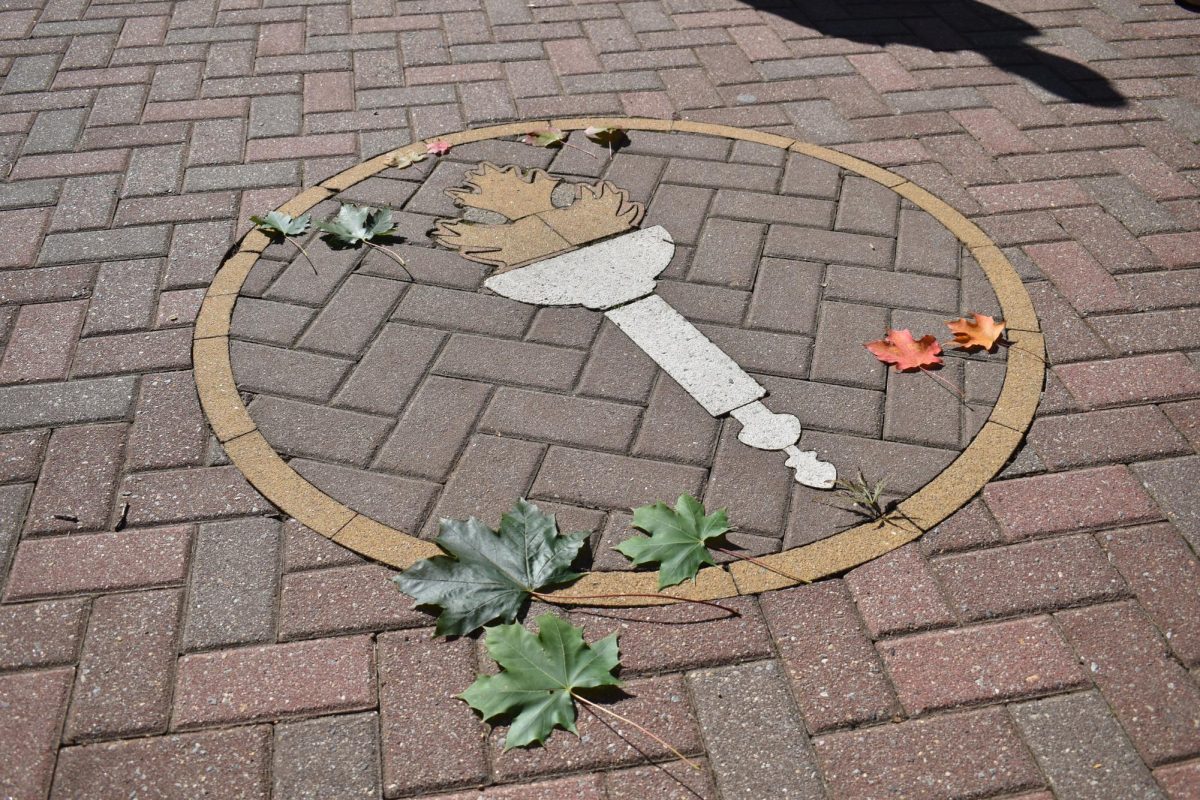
[433,162,644,272]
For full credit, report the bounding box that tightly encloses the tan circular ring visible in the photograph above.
[193,118,1045,606]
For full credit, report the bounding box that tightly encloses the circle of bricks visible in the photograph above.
[193,118,1045,606]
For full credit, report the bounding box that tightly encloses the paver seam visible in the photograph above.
[193,117,1045,605]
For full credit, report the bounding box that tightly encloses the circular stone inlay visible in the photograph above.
[193,118,1045,606]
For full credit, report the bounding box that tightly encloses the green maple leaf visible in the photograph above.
[317,203,397,245]
[616,494,730,589]
[461,613,621,749]
[250,210,310,237]
[522,127,568,147]
[393,499,588,637]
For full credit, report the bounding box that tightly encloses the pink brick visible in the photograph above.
[920,498,1004,555]
[620,90,674,119]
[1155,760,1200,800]
[1162,400,1200,449]
[353,15,442,33]
[378,631,487,796]
[9,151,128,181]
[729,25,792,60]
[121,465,272,526]
[257,21,305,56]
[1055,353,1200,409]
[1104,147,1199,201]
[952,108,1038,154]
[127,371,207,470]
[1026,406,1191,470]
[155,288,206,327]
[141,98,249,122]
[0,668,73,800]
[71,328,192,378]
[1103,524,1200,667]
[406,62,503,85]
[970,179,1092,213]
[606,759,717,800]
[438,775,605,800]
[1056,205,1157,273]
[845,544,956,637]
[279,564,431,640]
[0,597,87,670]
[0,300,87,383]
[760,581,900,732]
[5,526,191,600]
[566,595,772,675]
[246,133,357,161]
[984,466,1161,540]
[174,636,375,727]
[838,139,931,167]
[0,207,51,268]
[118,16,168,48]
[976,210,1065,246]
[879,616,1085,714]
[1025,240,1134,314]
[848,52,919,92]
[65,588,182,741]
[932,534,1127,619]
[51,727,271,800]
[814,707,1043,800]
[304,71,354,113]
[546,38,602,75]
[1141,231,1200,268]
[1058,601,1200,765]
[24,423,127,534]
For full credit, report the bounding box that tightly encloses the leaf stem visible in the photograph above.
[572,692,700,770]
[364,240,412,279]
[919,365,967,404]
[286,235,318,276]
[562,140,600,160]
[710,544,808,584]
[530,590,735,614]
[999,339,1050,365]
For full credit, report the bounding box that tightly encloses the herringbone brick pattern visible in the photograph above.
[232,134,1005,555]
[0,0,1197,796]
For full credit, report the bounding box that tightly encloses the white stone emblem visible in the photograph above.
[484,225,837,489]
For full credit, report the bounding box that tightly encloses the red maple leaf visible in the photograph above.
[947,313,1005,352]
[426,139,452,156]
[865,329,944,371]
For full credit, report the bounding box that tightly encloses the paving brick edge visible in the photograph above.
[192,117,1045,606]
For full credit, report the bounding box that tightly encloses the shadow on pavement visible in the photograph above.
[750,0,1129,107]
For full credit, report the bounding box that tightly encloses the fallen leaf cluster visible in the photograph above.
[865,312,1005,372]
[393,495,742,753]
[521,125,627,160]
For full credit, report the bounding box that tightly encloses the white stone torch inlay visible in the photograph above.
[483,225,837,488]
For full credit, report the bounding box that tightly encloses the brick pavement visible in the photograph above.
[231,132,1003,551]
[1,0,1199,798]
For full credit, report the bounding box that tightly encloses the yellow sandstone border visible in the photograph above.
[192,118,1045,606]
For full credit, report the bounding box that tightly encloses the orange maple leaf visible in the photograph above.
[946,313,1005,352]
[865,329,944,371]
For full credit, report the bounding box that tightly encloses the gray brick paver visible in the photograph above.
[689,661,826,800]
[182,518,281,651]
